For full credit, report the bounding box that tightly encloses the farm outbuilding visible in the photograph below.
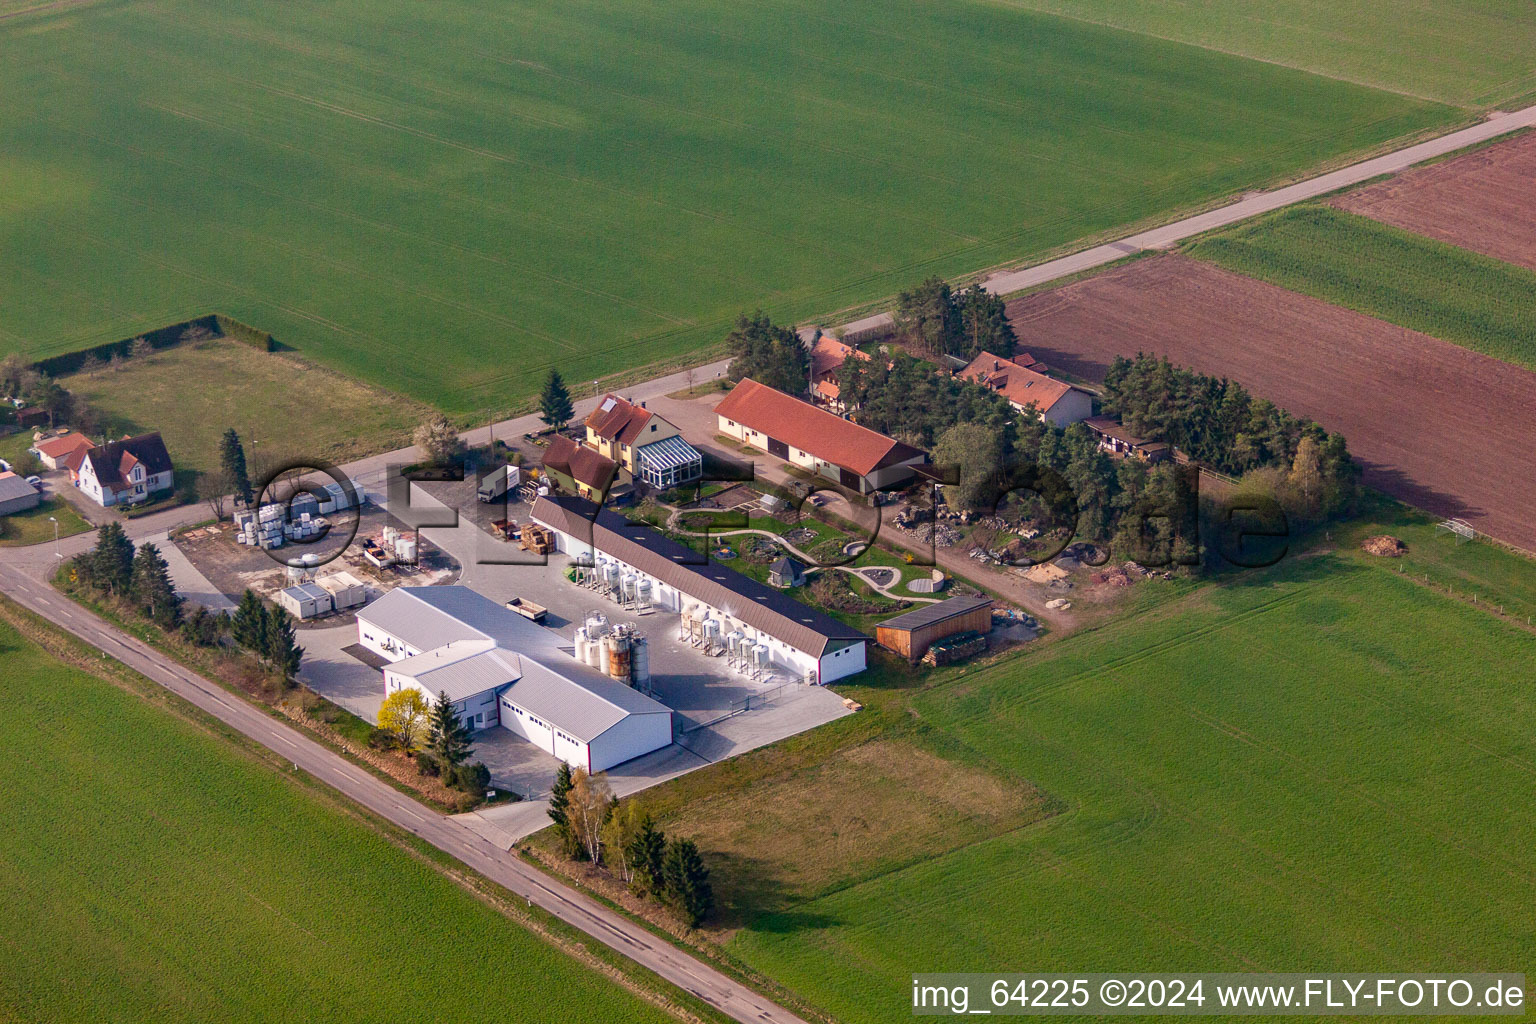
[358,586,674,772]
[875,595,993,662]
[768,556,805,588]
[316,571,367,610]
[276,583,334,620]
[0,472,41,516]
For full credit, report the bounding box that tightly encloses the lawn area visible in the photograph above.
[995,0,1536,107]
[63,340,434,482]
[0,0,1452,415]
[0,495,91,547]
[1185,205,1536,372]
[622,519,1536,1023]
[0,609,687,1024]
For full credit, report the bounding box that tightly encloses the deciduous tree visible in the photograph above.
[601,800,648,885]
[567,767,615,865]
[378,688,430,750]
[413,414,462,466]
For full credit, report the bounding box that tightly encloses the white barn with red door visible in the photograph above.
[356,586,673,773]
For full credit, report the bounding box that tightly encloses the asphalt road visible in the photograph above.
[822,103,1536,338]
[0,562,808,1024]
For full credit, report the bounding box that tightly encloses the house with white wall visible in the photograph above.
[72,432,174,507]
[957,352,1094,427]
[531,494,870,685]
[356,586,673,773]
[714,378,925,494]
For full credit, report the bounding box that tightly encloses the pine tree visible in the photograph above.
[232,589,269,652]
[90,522,136,596]
[538,370,575,431]
[626,814,667,896]
[220,428,254,508]
[548,763,577,857]
[129,542,182,627]
[428,690,473,770]
[264,605,303,683]
[661,837,713,927]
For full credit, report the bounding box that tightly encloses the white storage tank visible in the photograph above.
[635,578,653,613]
[574,627,589,665]
[395,535,417,563]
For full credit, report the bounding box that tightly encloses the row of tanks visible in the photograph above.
[679,609,775,679]
[573,561,654,613]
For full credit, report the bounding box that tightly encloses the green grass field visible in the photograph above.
[64,340,433,481]
[0,495,92,547]
[1185,205,1536,372]
[0,0,1453,415]
[0,611,685,1024]
[666,547,1536,1022]
[994,0,1536,107]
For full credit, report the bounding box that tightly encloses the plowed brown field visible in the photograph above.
[1007,255,1536,552]
[1334,132,1536,271]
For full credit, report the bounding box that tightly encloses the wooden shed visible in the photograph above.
[875,595,993,662]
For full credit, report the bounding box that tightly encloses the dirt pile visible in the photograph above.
[1361,535,1407,557]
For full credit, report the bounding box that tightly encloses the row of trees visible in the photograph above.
[231,590,304,683]
[73,523,184,628]
[71,525,308,667]
[724,311,811,395]
[1102,354,1357,519]
[375,687,491,793]
[892,277,1017,362]
[549,766,713,927]
[835,351,1017,449]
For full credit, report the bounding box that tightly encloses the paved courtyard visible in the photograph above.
[294,475,854,828]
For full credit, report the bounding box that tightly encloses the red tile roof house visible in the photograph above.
[715,378,926,494]
[30,432,96,470]
[957,351,1094,427]
[73,432,174,507]
[808,335,872,409]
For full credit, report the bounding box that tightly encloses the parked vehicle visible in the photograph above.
[25,475,42,488]
[504,596,547,623]
[478,464,520,502]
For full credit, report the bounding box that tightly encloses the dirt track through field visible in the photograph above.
[1334,131,1536,271]
[1007,255,1536,552]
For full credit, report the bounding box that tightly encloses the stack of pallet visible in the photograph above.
[520,523,553,554]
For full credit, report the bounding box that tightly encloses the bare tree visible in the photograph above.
[568,767,615,865]
[412,414,463,466]
[80,353,107,378]
[130,336,152,360]
[109,351,126,373]
[200,466,234,522]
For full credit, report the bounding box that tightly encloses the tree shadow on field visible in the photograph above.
[704,850,841,933]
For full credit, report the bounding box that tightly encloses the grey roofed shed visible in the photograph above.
[531,494,869,657]
[873,595,992,632]
[0,474,41,516]
[276,582,333,620]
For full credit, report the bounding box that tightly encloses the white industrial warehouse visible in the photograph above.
[531,495,870,685]
[356,586,674,773]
